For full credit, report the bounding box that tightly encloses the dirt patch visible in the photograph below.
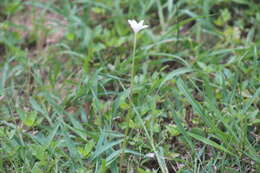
[11,0,67,48]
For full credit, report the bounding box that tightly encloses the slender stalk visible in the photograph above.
[120,33,137,172]
[130,33,137,93]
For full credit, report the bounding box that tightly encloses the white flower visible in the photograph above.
[128,19,148,33]
[145,152,155,158]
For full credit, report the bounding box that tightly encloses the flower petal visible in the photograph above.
[139,20,144,25]
[142,25,149,29]
[128,19,148,33]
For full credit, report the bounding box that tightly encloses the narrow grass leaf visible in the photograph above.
[177,78,213,127]
[187,132,235,156]
[29,97,52,125]
[0,63,9,92]
[171,110,195,152]
[64,123,88,141]
[46,123,60,147]
[242,87,260,114]
[158,68,193,92]
[91,139,124,160]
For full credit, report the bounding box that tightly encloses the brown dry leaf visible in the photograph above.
[67,106,78,115]
[83,102,91,120]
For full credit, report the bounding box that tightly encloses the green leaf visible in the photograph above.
[30,97,52,125]
[91,139,124,160]
[84,140,95,157]
[187,132,235,156]
[158,68,193,92]
[23,111,37,127]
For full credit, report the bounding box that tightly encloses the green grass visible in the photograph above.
[0,0,259,172]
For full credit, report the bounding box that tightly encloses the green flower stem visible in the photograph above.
[120,33,137,171]
[130,33,137,92]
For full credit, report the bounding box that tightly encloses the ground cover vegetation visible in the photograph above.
[0,0,259,172]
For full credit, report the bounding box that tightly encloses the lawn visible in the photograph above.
[0,0,259,172]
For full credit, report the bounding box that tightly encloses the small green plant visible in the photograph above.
[128,19,148,92]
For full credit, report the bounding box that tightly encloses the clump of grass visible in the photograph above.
[0,0,259,172]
